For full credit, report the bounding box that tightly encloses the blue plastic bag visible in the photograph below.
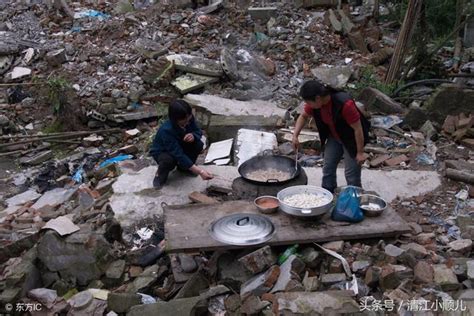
[97,154,133,169]
[332,186,364,223]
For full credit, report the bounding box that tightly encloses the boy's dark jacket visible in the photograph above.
[150,116,203,169]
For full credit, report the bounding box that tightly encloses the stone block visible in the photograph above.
[433,264,461,291]
[238,246,278,274]
[248,7,278,22]
[358,87,404,114]
[107,293,141,314]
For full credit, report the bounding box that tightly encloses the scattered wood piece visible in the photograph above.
[446,168,474,184]
[188,192,218,204]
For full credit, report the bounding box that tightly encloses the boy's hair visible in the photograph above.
[299,80,337,101]
[169,99,192,123]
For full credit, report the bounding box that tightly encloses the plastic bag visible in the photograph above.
[332,186,364,223]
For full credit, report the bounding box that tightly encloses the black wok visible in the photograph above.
[238,155,301,185]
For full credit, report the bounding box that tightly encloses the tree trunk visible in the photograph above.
[385,0,423,84]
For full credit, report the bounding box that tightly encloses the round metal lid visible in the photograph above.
[209,213,275,246]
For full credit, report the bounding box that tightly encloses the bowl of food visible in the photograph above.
[359,194,387,217]
[277,185,333,217]
[254,196,279,214]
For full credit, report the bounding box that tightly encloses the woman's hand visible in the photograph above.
[199,169,214,180]
[356,152,367,165]
[183,133,194,143]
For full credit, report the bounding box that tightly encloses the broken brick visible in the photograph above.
[384,155,410,167]
[370,154,390,168]
[239,246,278,275]
[188,192,218,204]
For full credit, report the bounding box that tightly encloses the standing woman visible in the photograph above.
[292,80,370,193]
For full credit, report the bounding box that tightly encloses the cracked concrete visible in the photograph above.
[109,165,441,228]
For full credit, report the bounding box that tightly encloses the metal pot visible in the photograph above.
[238,155,301,185]
[277,185,334,217]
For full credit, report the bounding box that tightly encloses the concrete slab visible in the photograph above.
[235,129,277,166]
[166,54,223,77]
[108,164,440,227]
[312,65,352,89]
[184,94,286,139]
[171,73,219,94]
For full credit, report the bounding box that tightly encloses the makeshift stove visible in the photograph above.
[232,168,308,199]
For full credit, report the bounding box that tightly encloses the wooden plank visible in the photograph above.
[164,200,411,253]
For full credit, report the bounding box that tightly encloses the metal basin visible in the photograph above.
[277,185,334,217]
[359,194,387,217]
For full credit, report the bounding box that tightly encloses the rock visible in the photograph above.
[6,189,41,207]
[107,293,141,314]
[239,246,278,274]
[408,222,423,235]
[166,54,223,77]
[400,243,428,258]
[171,73,219,94]
[322,240,344,253]
[104,260,126,286]
[365,266,381,287]
[278,142,294,155]
[468,260,474,280]
[461,138,474,150]
[224,294,242,314]
[302,272,319,291]
[9,67,32,80]
[327,9,342,33]
[274,291,359,314]
[116,98,128,109]
[414,261,434,284]
[37,229,110,286]
[357,87,404,114]
[404,107,429,130]
[311,65,352,89]
[415,232,435,244]
[433,264,461,291]
[271,255,305,293]
[175,271,210,299]
[218,253,254,291]
[178,254,198,273]
[240,265,280,298]
[0,114,10,126]
[83,135,104,147]
[241,295,271,315]
[321,273,346,286]
[347,31,369,54]
[370,47,394,65]
[0,288,22,305]
[128,265,161,292]
[95,179,115,195]
[20,150,54,166]
[329,259,343,273]
[448,239,473,253]
[300,247,321,269]
[28,288,58,309]
[426,85,474,124]
[352,260,371,274]
[32,187,77,210]
[384,154,410,167]
[380,265,413,290]
[188,192,218,205]
[199,285,231,300]
[420,120,437,140]
[370,154,390,167]
[128,296,201,316]
[134,38,168,59]
[128,266,143,278]
[68,291,93,310]
[384,244,405,258]
[46,49,67,66]
[184,94,285,139]
[248,7,278,22]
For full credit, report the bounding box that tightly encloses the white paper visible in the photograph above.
[42,216,80,236]
[205,139,233,164]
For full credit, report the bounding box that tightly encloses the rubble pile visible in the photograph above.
[0,0,473,315]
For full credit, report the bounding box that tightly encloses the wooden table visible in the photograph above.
[164,200,411,252]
